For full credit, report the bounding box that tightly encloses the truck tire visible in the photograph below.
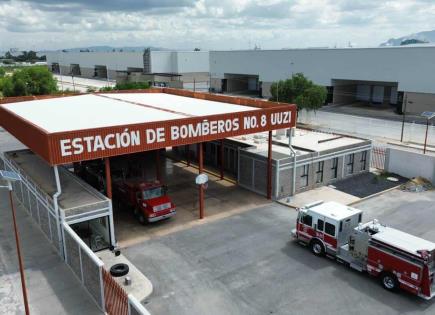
[380,272,398,291]
[110,263,129,277]
[310,239,325,256]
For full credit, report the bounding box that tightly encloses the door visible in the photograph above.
[315,217,325,241]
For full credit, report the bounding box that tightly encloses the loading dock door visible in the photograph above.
[372,86,384,104]
[356,85,370,102]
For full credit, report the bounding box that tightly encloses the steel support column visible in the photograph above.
[267,131,272,200]
[104,157,112,199]
[220,139,224,180]
[186,145,190,166]
[155,150,162,182]
[198,142,205,219]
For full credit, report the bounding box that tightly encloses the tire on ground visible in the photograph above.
[110,263,129,277]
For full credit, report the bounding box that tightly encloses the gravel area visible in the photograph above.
[332,172,408,198]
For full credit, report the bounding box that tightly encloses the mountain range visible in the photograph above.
[380,29,435,46]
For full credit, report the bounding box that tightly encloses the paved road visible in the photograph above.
[125,190,435,315]
[298,109,435,146]
[0,190,102,315]
[0,130,102,314]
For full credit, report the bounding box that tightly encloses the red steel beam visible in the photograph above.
[198,142,205,219]
[105,157,112,199]
[267,131,272,200]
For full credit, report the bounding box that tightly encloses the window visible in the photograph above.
[360,151,367,171]
[316,161,324,183]
[301,214,312,227]
[331,158,338,179]
[301,165,309,187]
[325,222,336,236]
[317,219,324,231]
[346,154,355,175]
[358,213,362,223]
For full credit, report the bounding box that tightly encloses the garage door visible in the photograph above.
[356,85,370,101]
[372,86,384,104]
[248,77,258,91]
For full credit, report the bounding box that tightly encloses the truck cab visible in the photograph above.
[114,179,176,223]
[292,201,362,256]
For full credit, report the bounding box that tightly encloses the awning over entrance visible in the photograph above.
[0,88,296,165]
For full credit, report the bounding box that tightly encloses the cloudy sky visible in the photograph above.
[0,0,434,51]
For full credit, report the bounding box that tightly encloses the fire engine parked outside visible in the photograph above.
[292,201,435,299]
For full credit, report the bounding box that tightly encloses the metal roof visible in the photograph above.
[0,88,296,165]
[2,93,256,133]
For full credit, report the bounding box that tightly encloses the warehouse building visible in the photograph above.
[172,129,372,199]
[46,49,209,89]
[210,45,435,114]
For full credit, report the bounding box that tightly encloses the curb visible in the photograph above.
[348,184,403,206]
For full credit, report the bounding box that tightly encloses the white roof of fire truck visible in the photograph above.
[303,201,362,222]
[368,223,435,256]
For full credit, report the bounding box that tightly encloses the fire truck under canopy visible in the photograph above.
[0,88,296,220]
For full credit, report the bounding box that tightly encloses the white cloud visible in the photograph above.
[0,0,434,51]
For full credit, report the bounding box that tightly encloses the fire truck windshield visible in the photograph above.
[142,187,164,200]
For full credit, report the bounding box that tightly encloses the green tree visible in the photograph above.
[0,66,58,97]
[270,73,327,111]
[0,67,5,77]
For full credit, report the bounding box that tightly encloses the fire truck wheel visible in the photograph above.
[310,239,325,256]
[380,273,398,291]
[138,213,146,225]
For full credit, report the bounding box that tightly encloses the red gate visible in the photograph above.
[371,146,386,170]
[102,268,129,315]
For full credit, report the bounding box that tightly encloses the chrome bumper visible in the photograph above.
[148,210,176,223]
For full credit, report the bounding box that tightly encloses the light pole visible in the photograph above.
[0,170,29,315]
[420,112,435,154]
[400,95,413,142]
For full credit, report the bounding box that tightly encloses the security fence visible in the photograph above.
[1,153,150,315]
[63,223,150,315]
[1,154,63,256]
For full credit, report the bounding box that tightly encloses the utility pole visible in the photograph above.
[400,95,412,142]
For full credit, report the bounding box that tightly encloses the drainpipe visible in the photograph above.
[288,128,297,196]
[53,166,65,259]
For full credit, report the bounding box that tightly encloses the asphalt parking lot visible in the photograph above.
[124,189,435,315]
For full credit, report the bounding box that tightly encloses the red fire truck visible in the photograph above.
[113,179,176,223]
[292,201,435,299]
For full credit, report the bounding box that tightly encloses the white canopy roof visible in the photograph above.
[2,93,257,133]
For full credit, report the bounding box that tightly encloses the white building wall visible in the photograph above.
[210,46,435,94]
[46,51,143,71]
[150,51,175,73]
[176,51,209,73]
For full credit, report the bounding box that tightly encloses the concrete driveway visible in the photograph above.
[124,189,435,315]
